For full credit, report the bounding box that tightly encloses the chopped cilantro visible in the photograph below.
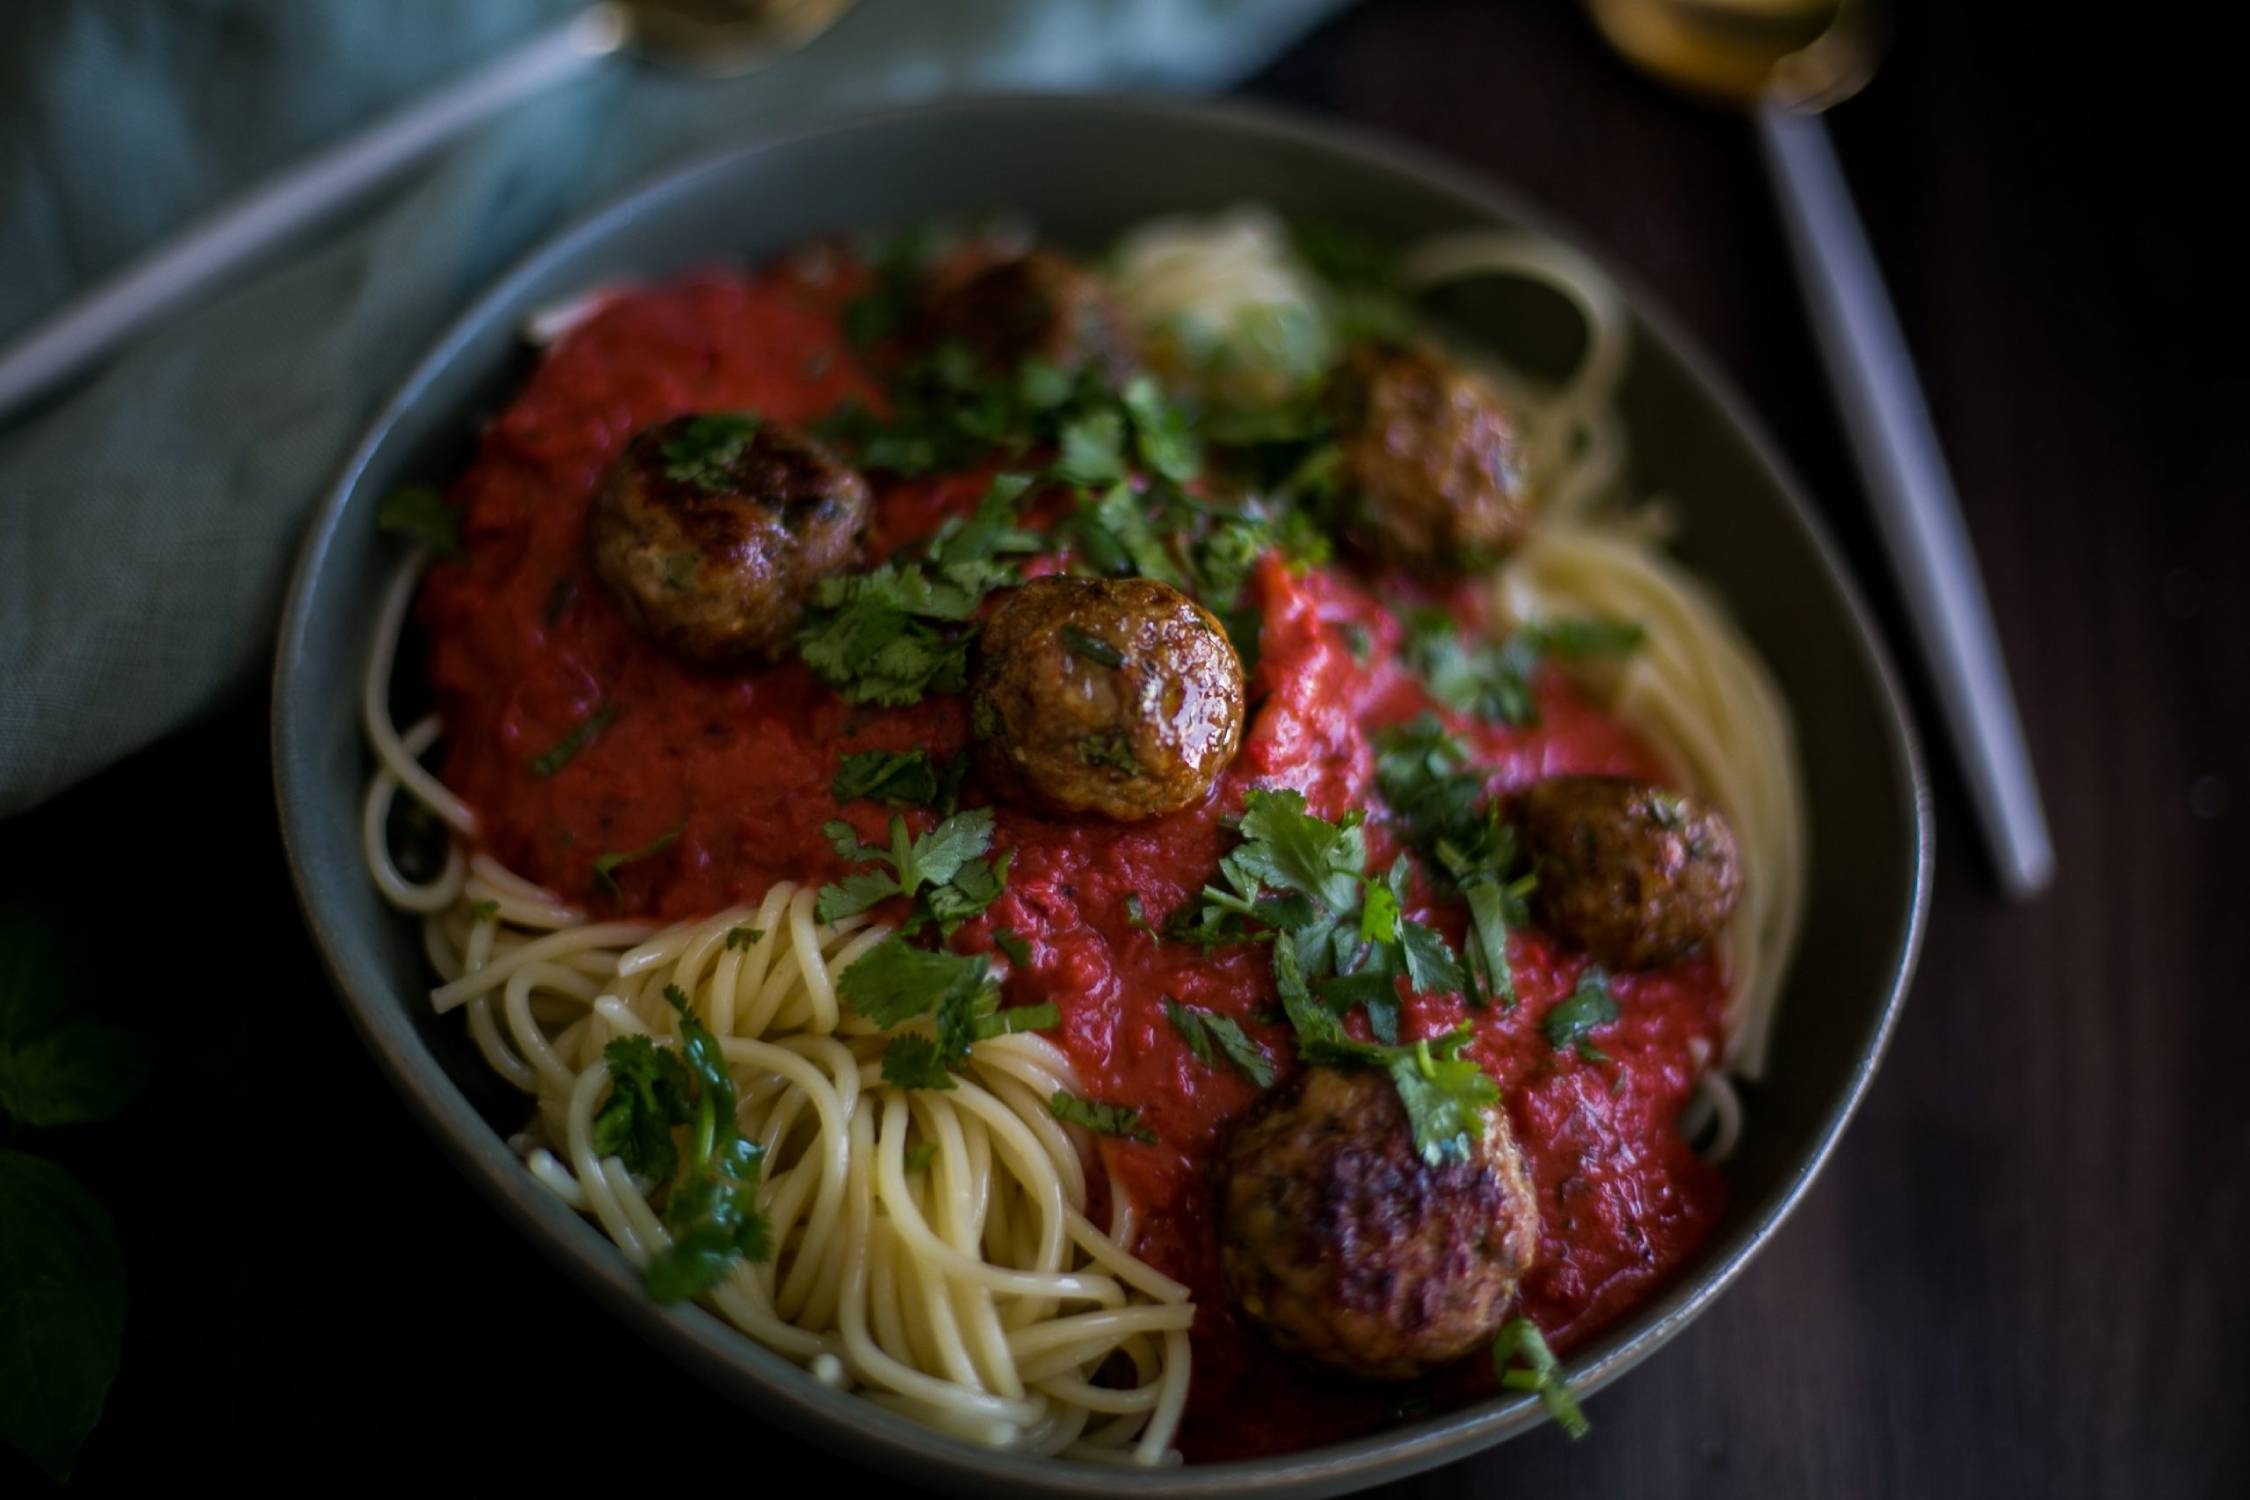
[1162,997,1275,1088]
[797,474,1038,706]
[1120,375,1201,484]
[816,807,1007,935]
[1076,733,1142,777]
[593,987,772,1302]
[1048,1090,1156,1144]
[838,937,1056,1091]
[1401,608,1644,728]
[1061,624,1125,669]
[592,822,682,896]
[375,484,461,558]
[903,1141,939,1173]
[467,898,500,923]
[832,749,962,810]
[724,926,764,952]
[1544,967,1620,1062]
[1493,1319,1591,1439]
[992,928,1033,969]
[529,702,618,778]
[658,413,760,491]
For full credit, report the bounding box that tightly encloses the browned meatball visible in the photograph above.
[1330,341,1530,570]
[971,576,1243,821]
[1517,776,1744,971]
[1218,1067,1540,1380]
[587,413,869,666]
[918,249,1135,385]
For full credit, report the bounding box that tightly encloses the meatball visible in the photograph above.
[918,249,1136,385]
[1218,1067,1540,1380]
[1517,775,1744,971]
[587,413,868,666]
[971,576,1243,821]
[1329,341,1530,570]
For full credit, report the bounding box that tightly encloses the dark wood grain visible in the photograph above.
[5,1,2239,1493]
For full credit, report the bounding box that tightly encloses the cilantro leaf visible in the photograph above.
[1048,1090,1156,1144]
[633,987,773,1302]
[1544,967,1620,1062]
[1401,609,1644,728]
[658,413,761,491]
[834,749,960,811]
[1057,408,1128,487]
[374,484,461,558]
[1163,997,1275,1088]
[530,701,618,778]
[1121,375,1201,484]
[592,822,682,896]
[592,1033,692,1180]
[1387,1033,1501,1166]
[815,808,1001,932]
[1494,1318,1591,1439]
[837,938,991,1029]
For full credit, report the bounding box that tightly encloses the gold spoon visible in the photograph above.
[0,0,861,419]
[1586,0,2053,898]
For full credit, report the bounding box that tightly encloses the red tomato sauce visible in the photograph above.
[417,259,1728,1462]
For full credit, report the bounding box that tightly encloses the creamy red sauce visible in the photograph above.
[418,257,1727,1461]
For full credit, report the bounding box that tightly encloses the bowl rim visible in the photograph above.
[272,90,1932,1498]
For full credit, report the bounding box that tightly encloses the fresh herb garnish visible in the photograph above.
[1162,997,1275,1088]
[1076,733,1142,777]
[816,807,1010,936]
[832,749,963,810]
[1493,1318,1591,1439]
[837,937,1057,1090]
[992,928,1033,969]
[592,822,683,895]
[658,413,761,491]
[468,899,501,923]
[724,926,765,951]
[1061,624,1125,669]
[1124,894,1155,934]
[593,987,773,1302]
[1048,1090,1157,1144]
[375,484,461,558]
[903,1141,939,1173]
[1401,608,1644,727]
[1544,967,1620,1063]
[797,474,1040,706]
[1374,713,1534,1006]
[530,701,618,778]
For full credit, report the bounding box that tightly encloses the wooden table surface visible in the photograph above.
[7,1,2239,1494]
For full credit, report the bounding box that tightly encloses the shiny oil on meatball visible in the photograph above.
[971,576,1244,821]
[1517,775,1744,971]
[1217,1067,1541,1380]
[586,413,869,666]
[918,249,1136,385]
[1329,341,1530,570]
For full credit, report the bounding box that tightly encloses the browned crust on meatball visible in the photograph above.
[1330,341,1530,571]
[586,414,869,666]
[1217,1067,1540,1380]
[1518,775,1744,971]
[917,249,1136,386]
[971,576,1244,821]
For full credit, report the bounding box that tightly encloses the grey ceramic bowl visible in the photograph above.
[273,94,1930,1500]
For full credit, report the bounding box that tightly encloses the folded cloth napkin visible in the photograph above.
[0,0,1344,817]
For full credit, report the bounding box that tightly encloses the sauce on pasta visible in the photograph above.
[415,256,1728,1461]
